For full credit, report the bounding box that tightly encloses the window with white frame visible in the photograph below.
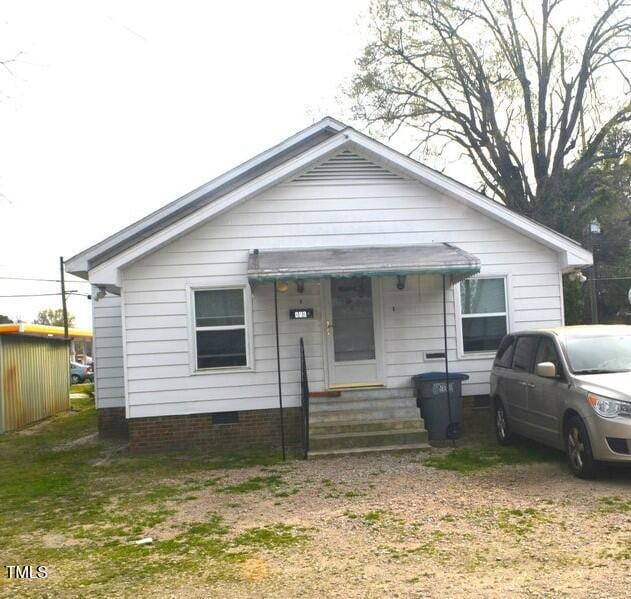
[459,277,508,353]
[193,288,248,369]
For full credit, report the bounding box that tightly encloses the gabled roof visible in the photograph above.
[66,117,592,284]
[65,117,347,277]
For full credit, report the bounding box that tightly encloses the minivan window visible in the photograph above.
[494,335,515,368]
[534,337,562,376]
[512,336,539,372]
[566,334,631,374]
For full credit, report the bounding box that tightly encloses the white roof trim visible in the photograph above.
[340,131,592,268]
[79,119,592,285]
[65,117,346,276]
[88,131,352,286]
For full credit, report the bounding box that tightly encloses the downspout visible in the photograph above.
[274,280,287,461]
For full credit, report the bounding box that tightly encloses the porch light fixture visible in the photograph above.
[296,279,304,294]
[396,275,406,290]
[277,281,289,293]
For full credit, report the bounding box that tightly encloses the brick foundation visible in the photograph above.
[97,407,129,439]
[127,407,303,454]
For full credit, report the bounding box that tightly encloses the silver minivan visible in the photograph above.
[490,325,631,478]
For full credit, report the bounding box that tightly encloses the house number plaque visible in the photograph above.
[289,308,314,320]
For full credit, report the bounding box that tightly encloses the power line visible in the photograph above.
[594,276,631,281]
[0,276,90,284]
[0,293,62,298]
[0,290,78,298]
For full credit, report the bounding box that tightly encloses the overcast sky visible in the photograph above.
[0,1,378,327]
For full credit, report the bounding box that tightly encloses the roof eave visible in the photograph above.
[64,117,346,277]
[71,118,593,280]
[338,133,593,269]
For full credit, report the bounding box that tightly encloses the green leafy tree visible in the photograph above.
[0,314,13,324]
[33,308,75,328]
[581,151,631,322]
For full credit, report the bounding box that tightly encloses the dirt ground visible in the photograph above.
[2,402,630,598]
[148,452,631,599]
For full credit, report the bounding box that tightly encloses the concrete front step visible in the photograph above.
[309,388,416,405]
[309,406,421,424]
[308,443,431,458]
[309,428,428,451]
[310,418,425,436]
[310,396,418,413]
[338,387,416,399]
[307,387,427,456]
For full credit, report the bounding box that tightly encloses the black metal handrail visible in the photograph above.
[299,337,310,459]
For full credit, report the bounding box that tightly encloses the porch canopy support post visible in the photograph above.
[442,273,454,444]
[274,280,287,461]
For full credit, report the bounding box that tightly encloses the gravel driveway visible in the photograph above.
[4,402,629,598]
[144,448,631,599]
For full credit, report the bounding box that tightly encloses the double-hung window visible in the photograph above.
[459,277,508,353]
[193,288,248,369]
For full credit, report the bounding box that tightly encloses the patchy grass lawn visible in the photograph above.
[424,441,561,474]
[0,399,289,596]
[1,400,630,598]
[70,383,94,395]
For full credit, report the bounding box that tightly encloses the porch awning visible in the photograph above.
[247,243,481,283]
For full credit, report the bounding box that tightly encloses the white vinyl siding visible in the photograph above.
[91,291,125,409]
[119,151,564,415]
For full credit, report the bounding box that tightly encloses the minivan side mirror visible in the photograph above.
[536,362,556,378]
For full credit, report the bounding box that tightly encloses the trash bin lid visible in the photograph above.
[412,371,470,382]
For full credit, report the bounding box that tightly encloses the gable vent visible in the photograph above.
[292,150,405,182]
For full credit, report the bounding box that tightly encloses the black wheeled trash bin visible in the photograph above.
[412,372,469,441]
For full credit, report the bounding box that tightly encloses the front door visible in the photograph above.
[323,277,384,387]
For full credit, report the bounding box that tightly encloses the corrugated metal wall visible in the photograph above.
[0,336,70,433]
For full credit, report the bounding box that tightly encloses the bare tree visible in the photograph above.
[0,52,21,76]
[352,0,631,235]
[0,51,22,207]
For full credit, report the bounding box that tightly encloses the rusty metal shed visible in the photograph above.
[0,332,71,433]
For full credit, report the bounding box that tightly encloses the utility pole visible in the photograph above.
[589,266,598,324]
[59,256,69,340]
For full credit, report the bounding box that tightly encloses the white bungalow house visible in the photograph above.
[65,117,592,455]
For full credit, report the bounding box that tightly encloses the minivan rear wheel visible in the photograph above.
[565,415,598,479]
[494,400,515,445]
